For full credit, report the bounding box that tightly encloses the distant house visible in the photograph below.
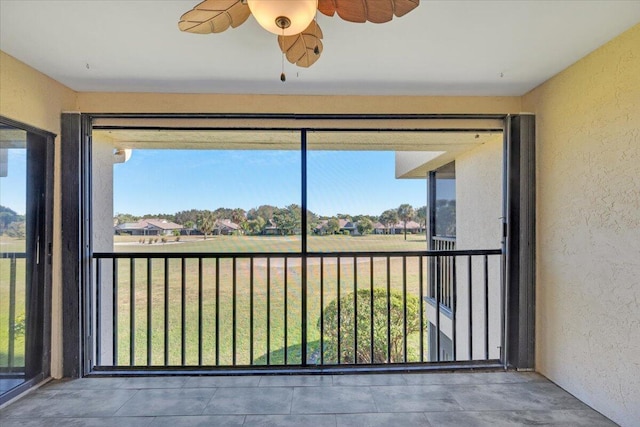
[373,221,424,235]
[391,220,423,235]
[115,219,184,236]
[315,219,359,235]
[214,219,241,235]
[262,219,280,235]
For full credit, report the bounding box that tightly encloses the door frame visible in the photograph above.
[61,113,535,376]
[0,115,55,404]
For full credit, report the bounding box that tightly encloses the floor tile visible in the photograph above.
[259,375,333,387]
[115,377,188,389]
[184,376,262,388]
[0,417,154,427]
[0,389,137,418]
[425,409,618,427]
[449,382,590,411]
[337,412,431,427]
[244,414,337,426]
[333,373,407,386]
[291,386,377,414]
[149,415,245,426]
[370,385,463,412]
[204,386,293,415]
[43,377,126,390]
[403,371,544,386]
[115,388,216,416]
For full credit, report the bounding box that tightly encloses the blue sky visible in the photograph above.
[114,150,449,217]
[0,149,27,215]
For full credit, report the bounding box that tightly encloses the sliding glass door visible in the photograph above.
[0,118,53,403]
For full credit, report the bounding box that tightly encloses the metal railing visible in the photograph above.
[1,252,26,373]
[91,248,502,370]
[429,237,456,310]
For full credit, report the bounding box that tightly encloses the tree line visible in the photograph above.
[114,200,456,238]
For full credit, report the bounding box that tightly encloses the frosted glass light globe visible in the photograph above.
[247,0,318,36]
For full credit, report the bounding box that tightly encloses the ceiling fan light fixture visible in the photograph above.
[247,0,317,36]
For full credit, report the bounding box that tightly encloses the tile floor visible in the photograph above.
[0,371,617,426]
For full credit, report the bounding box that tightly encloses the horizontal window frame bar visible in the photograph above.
[88,360,504,376]
[92,249,502,259]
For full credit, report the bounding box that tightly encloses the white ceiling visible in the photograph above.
[1,0,639,96]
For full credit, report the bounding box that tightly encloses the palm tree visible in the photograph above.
[198,212,216,240]
[379,209,399,235]
[397,204,415,240]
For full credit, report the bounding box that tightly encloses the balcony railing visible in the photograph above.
[429,237,456,310]
[91,248,502,370]
[0,252,25,373]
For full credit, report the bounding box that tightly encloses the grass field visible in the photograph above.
[113,233,428,253]
[103,234,430,367]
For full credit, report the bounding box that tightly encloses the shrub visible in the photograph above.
[175,236,180,242]
[320,288,424,364]
[161,237,167,244]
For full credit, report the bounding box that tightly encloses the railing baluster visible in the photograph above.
[113,258,118,366]
[435,256,441,362]
[419,255,424,363]
[353,256,358,364]
[369,256,374,364]
[164,258,169,366]
[484,254,489,360]
[232,257,237,366]
[249,258,254,366]
[266,257,271,365]
[198,257,203,366]
[96,258,102,366]
[337,256,341,364]
[181,258,186,366]
[130,258,135,366]
[284,257,288,365]
[147,258,152,366]
[386,256,391,363]
[320,257,324,365]
[468,255,473,361]
[403,256,408,363]
[452,256,458,361]
[8,256,17,369]
[215,257,220,366]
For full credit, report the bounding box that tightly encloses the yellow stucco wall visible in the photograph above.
[1,51,77,379]
[523,24,640,427]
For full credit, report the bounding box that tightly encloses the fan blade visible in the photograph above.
[393,0,420,17]
[178,0,250,34]
[278,20,324,68]
[332,0,419,23]
[318,0,337,17]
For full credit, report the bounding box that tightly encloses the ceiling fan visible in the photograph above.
[178,0,420,78]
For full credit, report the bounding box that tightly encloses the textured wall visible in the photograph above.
[455,139,504,360]
[523,24,640,427]
[0,51,77,379]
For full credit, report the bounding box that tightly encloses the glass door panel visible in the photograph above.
[0,126,27,395]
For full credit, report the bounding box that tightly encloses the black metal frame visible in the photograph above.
[0,115,55,405]
[59,113,535,377]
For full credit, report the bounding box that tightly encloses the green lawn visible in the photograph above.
[106,234,430,367]
[113,233,428,253]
